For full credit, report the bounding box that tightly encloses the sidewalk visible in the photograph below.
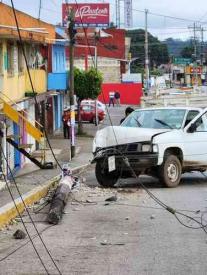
[0,131,94,228]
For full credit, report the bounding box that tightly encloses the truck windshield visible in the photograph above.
[121,109,186,129]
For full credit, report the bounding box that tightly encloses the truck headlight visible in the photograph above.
[152,144,158,153]
[142,144,151,152]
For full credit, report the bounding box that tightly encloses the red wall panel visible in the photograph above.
[66,28,126,60]
[98,83,143,105]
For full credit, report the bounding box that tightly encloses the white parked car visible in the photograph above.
[92,107,207,188]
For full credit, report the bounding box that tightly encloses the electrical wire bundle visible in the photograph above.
[0,1,65,274]
[70,0,207,235]
[1,1,207,274]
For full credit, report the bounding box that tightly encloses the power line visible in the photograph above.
[66,1,207,235]
[0,145,50,274]
[0,224,53,263]
[10,0,63,171]
[0,141,63,274]
[9,1,64,274]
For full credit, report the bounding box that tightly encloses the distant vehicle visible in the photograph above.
[92,106,207,188]
[81,99,106,113]
[77,103,105,124]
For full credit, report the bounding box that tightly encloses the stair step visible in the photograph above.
[31,152,43,158]
[18,144,33,149]
[6,135,21,139]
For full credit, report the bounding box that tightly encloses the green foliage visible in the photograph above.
[164,38,192,57]
[150,68,162,76]
[180,46,194,58]
[126,29,169,73]
[74,67,103,135]
[74,67,86,100]
[74,67,103,101]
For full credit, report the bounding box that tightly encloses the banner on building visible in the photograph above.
[62,3,110,27]
[124,0,132,28]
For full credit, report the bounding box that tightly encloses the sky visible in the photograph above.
[2,0,207,41]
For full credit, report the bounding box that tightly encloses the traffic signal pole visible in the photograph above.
[68,9,76,158]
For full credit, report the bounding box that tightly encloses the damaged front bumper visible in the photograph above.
[92,144,158,172]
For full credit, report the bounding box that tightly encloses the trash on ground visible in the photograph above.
[100,240,125,246]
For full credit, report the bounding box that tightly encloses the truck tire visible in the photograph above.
[95,161,119,188]
[159,154,182,188]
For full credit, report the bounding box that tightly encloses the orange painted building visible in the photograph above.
[0,2,55,43]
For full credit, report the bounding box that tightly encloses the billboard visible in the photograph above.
[124,0,132,28]
[62,3,110,27]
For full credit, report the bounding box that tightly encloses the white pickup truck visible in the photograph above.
[92,107,207,188]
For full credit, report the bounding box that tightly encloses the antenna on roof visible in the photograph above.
[38,0,42,20]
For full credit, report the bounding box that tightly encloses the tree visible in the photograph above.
[74,67,103,134]
[127,29,169,73]
[181,46,194,58]
[164,38,191,57]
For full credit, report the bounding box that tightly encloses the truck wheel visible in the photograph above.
[159,154,181,187]
[95,161,119,188]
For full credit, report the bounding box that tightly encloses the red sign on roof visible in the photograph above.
[190,67,202,74]
[62,3,110,27]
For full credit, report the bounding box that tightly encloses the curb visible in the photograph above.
[0,162,91,228]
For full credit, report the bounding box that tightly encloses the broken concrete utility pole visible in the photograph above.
[47,167,74,225]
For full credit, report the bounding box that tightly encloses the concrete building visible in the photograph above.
[0,3,65,176]
[66,27,130,83]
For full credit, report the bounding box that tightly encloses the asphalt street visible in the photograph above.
[0,104,207,275]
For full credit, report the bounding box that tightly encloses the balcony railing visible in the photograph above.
[47,72,68,90]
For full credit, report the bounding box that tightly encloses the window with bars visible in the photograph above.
[7,43,14,75]
[18,43,24,73]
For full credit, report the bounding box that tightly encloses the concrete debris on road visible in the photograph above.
[13,229,26,239]
[105,195,117,202]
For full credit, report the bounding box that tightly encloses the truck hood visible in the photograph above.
[93,126,168,151]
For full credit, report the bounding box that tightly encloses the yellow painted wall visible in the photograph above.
[25,69,47,93]
[1,40,26,102]
[1,40,47,103]
[3,74,25,102]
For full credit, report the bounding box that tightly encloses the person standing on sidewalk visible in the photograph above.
[114,91,121,106]
[62,108,70,139]
[108,91,115,107]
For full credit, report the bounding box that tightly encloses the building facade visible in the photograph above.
[0,3,65,176]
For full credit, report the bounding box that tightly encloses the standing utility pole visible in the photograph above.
[68,9,76,158]
[200,26,204,66]
[116,0,121,28]
[145,9,150,94]
[38,0,42,20]
[193,22,198,87]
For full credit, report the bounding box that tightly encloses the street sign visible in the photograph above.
[173,57,192,65]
